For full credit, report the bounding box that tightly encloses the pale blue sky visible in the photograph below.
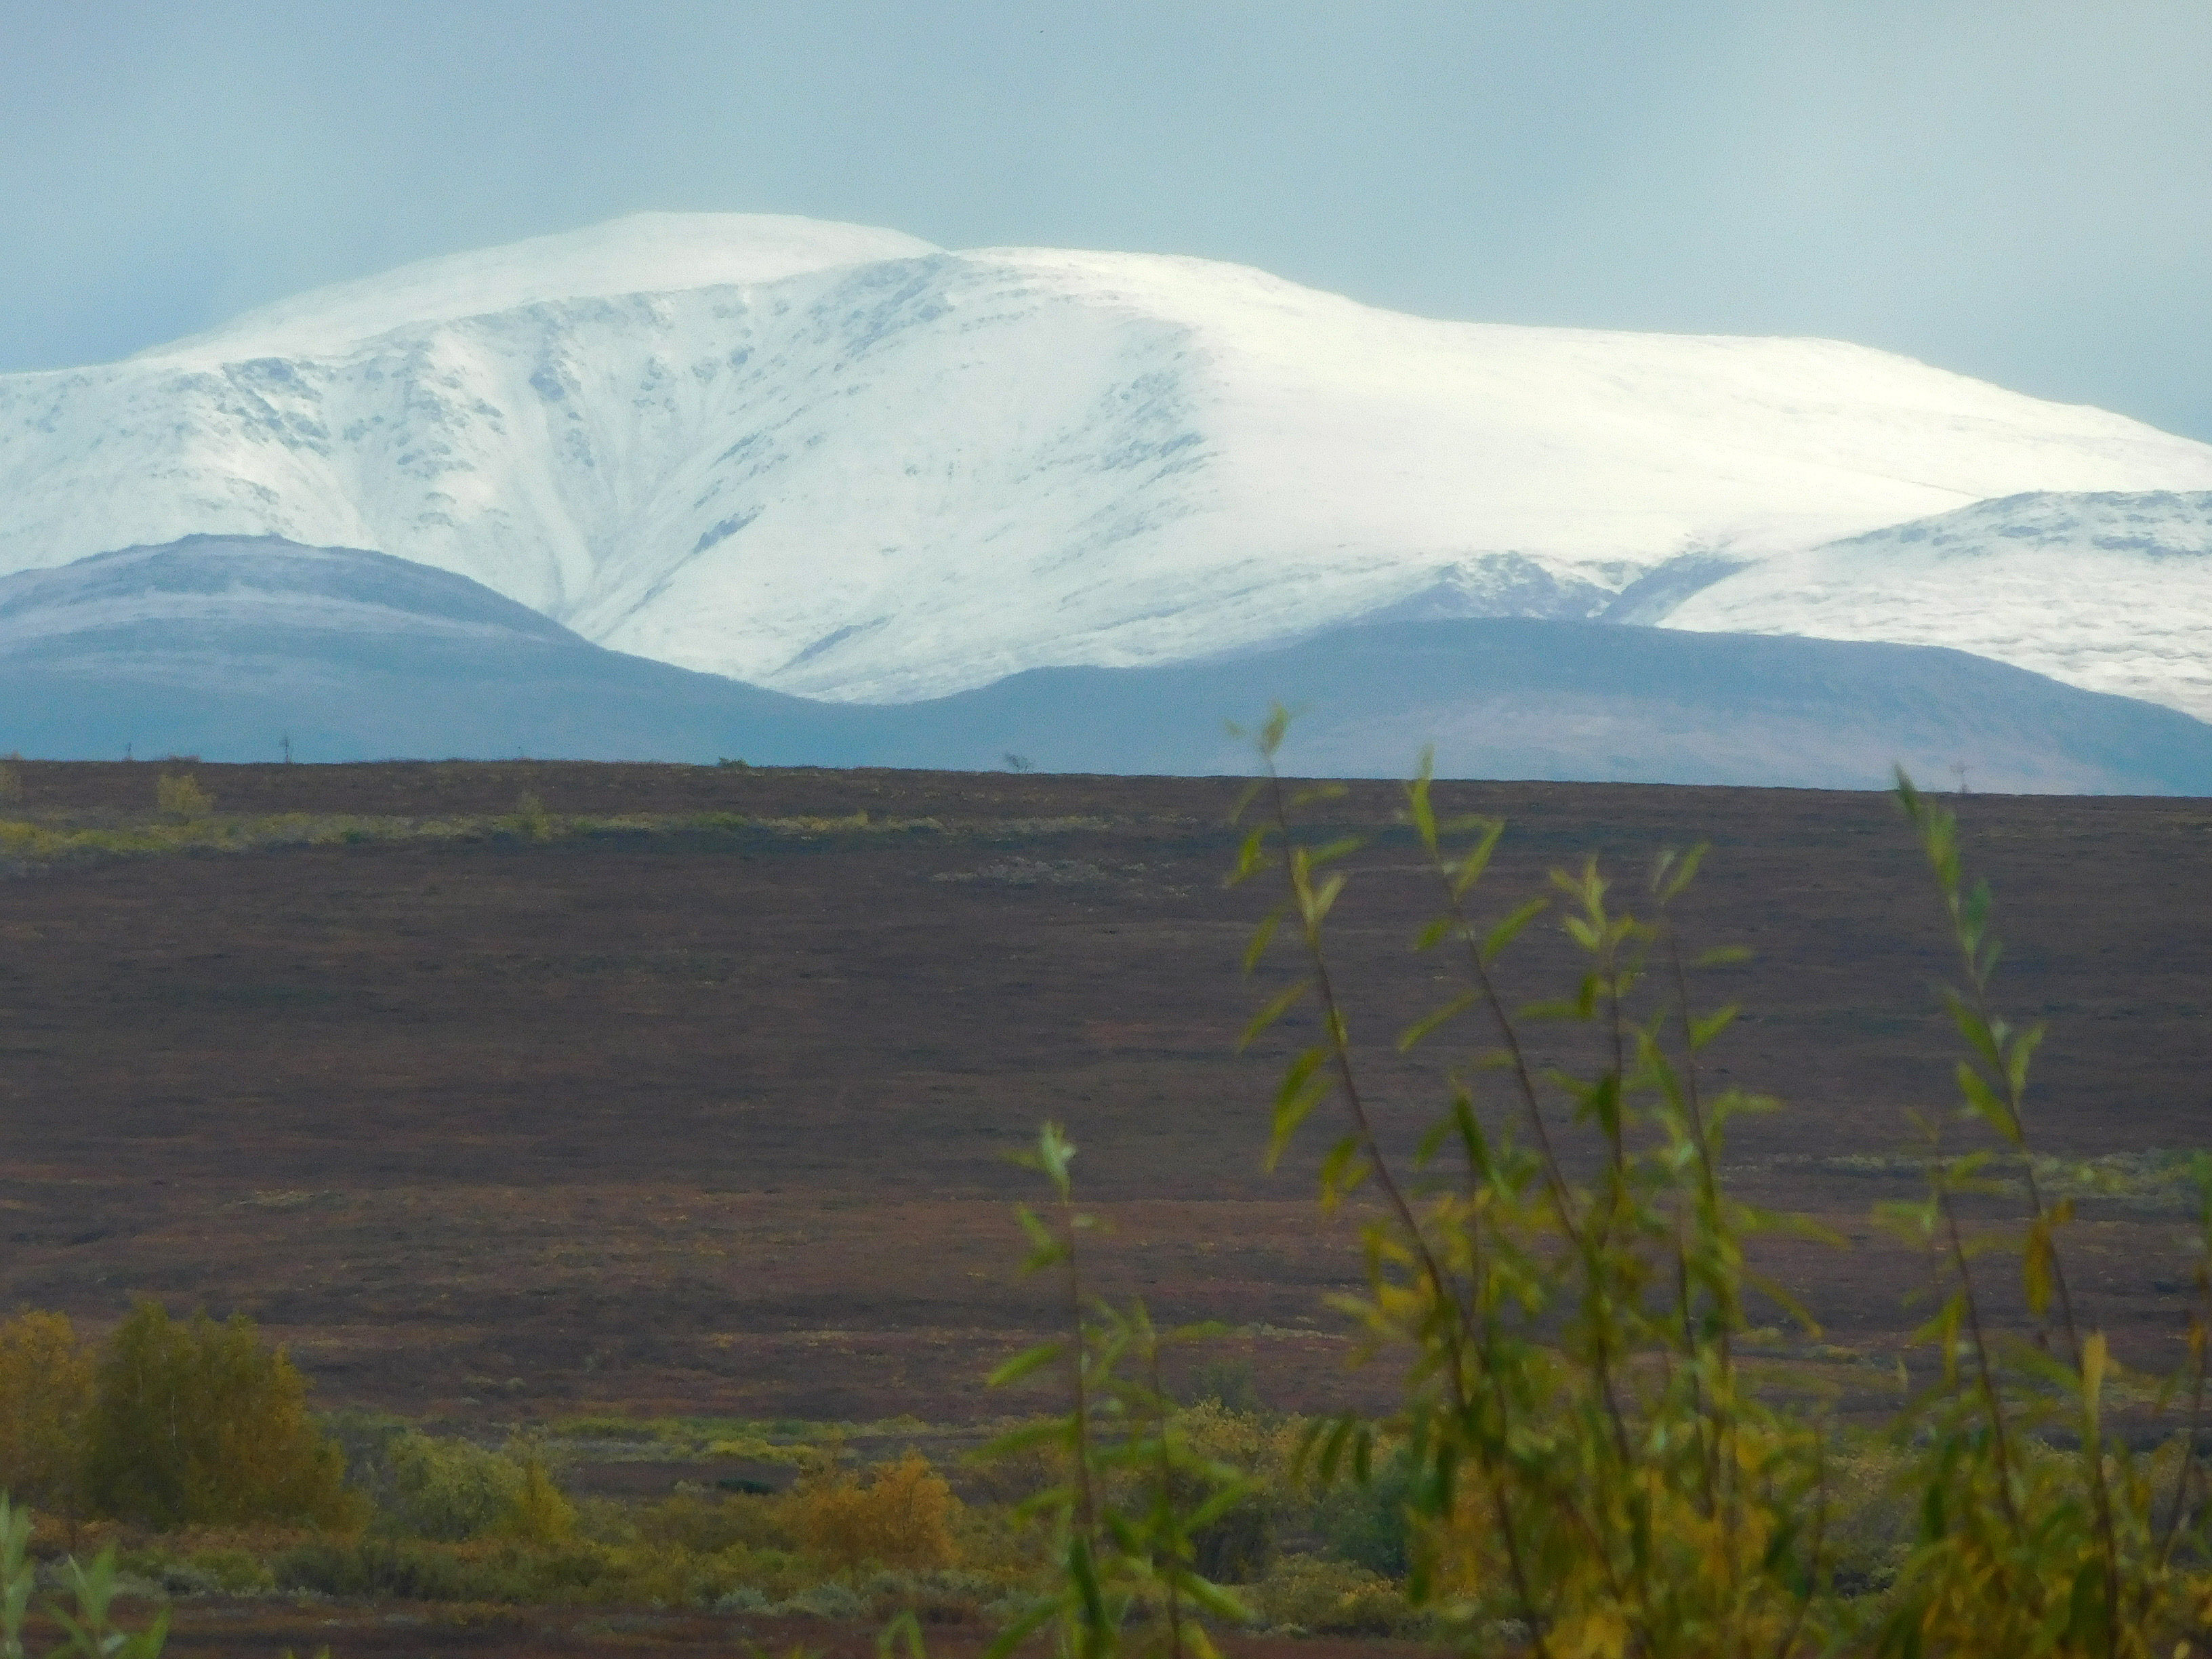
[4,0,2208,438]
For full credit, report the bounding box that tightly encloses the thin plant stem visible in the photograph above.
[1933,1166,2026,1544]
[1416,834,1639,1483]
[2159,1274,2210,1565]
[1663,923,1737,1538]
[1061,1189,1100,1548]
[1145,1340,1187,1659]
[1933,800,2123,1647]
[1261,769,1471,1413]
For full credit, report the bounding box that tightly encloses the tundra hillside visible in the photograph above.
[0,759,2205,1421]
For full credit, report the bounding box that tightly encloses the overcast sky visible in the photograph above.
[5,1,2208,440]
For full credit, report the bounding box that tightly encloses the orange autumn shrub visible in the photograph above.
[787,1453,957,1570]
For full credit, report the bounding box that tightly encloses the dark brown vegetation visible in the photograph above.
[1,758,2207,1437]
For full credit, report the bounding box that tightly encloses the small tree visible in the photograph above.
[493,1450,577,1544]
[0,1311,95,1513]
[508,791,553,842]
[154,773,213,820]
[379,1431,527,1540]
[79,1303,359,1530]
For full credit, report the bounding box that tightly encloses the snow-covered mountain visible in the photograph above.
[10,535,2212,794]
[1642,491,2212,722]
[5,212,2210,705]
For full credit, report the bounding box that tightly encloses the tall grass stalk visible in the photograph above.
[1230,715,1832,1657]
[1206,731,2212,1657]
[1875,773,2212,1657]
[983,1125,1251,1659]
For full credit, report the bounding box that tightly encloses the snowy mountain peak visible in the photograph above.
[142,212,942,364]
[7,217,2212,710]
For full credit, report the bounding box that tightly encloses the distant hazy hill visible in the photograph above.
[5,536,2208,794]
[5,213,2209,710]
[0,536,852,766]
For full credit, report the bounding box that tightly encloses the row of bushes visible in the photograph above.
[96,1531,1412,1636]
[0,1295,1400,1627]
[0,1304,354,1530]
[12,1292,2146,1622]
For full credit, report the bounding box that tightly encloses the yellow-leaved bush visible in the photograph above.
[154,772,213,820]
[0,1311,94,1514]
[785,1452,958,1570]
[79,1302,361,1530]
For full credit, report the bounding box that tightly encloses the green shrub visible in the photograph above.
[80,1303,360,1530]
[1162,1404,1285,1583]
[339,1426,577,1547]
[380,1431,526,1541]
[155,772,213,820]
[1252,1555,1414,1635]
[1231,742,1838,1655]
[183,1545,276,1595]
[492,1454,575,1544]
[508,791,553,841]
[3,1498,171,1658]
[1816,1438,1916,1601]
[1312,1449,1412,1577]
[272,1536,480,1600]
[1870,779,2212,1656]
[0,1309,95,1513]
[623,1490,787,1555]
[983,1126,1257,1656]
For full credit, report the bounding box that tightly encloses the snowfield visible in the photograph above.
[3,212,2210,705]
[1658,491,2212,720]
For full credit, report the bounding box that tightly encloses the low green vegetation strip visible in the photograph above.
[0,762,1122,869]
[0,796,943,866]
[0,1303,1418,1637]
[0,1300,2028,1644]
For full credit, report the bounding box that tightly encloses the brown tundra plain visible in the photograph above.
[1,758,2207,1656]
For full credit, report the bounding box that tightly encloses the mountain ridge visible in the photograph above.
[7,213,2209,707]
[1657,489,2212,719]
[5,535,2210,796]
[140,212,941,363]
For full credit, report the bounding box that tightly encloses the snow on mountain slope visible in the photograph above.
[148,213,941,362]
[1657,491,2212,721]
[5,213,2211,702]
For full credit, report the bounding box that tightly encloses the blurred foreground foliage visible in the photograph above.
[1192,726,2212,1658]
